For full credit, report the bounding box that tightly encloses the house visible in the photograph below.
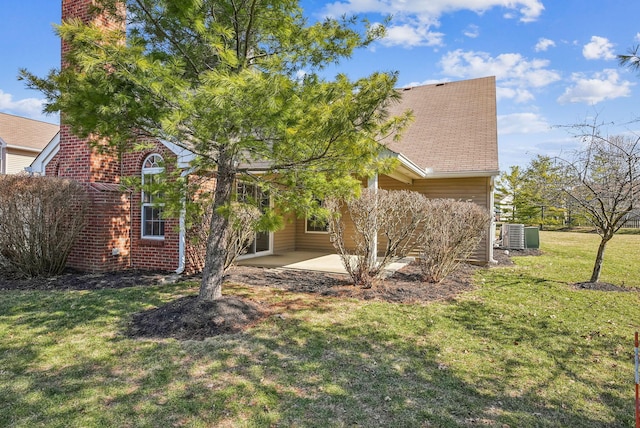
[30,0,499,273]
[0,112,59,175]
[271,77,500,264]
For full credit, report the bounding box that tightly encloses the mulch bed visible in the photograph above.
[2,248,633,340]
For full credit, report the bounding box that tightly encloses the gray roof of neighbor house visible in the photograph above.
[384,76,499,177]
[0,112,59,152]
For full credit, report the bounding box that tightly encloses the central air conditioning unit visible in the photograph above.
[502,223,525,250]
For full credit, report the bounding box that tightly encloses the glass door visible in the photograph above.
[236,182,271,257]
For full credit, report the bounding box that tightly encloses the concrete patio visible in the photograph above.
[237,251,412,276]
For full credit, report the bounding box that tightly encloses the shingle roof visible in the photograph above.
[0,112,59,151]
[384,76,499,176]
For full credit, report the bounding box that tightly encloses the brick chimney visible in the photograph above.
[59,0,123,183]
[58,0,132,272]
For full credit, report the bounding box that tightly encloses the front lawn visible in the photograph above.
[1,231,639,427]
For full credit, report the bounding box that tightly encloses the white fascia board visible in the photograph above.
[29,132,60,175]
[381,148,427,179]
[423,169,500,179]
[159,140,197,168]
[6,145,44,154]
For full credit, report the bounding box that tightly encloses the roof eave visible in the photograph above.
[424,169,500,179]
[382,149,427,178]
[6,144,45,154]
[159,140,197,168]
[28,132,61,174]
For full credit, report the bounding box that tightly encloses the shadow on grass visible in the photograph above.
[1,279,635,427]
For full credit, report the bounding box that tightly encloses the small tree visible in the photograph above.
[0,175,88,277]
[327,189,428,288]
[415,199,490,283]
[556,125,640,283]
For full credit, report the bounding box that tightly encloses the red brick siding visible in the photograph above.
[66,184,131,272]
[121,144,181,272]
[53,1,217,273]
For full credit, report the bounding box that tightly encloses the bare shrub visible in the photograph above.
[327,189,428,288]
[416,199,490,283]
[190,202,262,272]
[222,202,262,271]
[0,175,89,277]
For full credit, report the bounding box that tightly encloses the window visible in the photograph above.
[305,199,329,233]
[141,154,165,239]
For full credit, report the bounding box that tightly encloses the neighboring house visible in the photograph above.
[30,0,499,273]
[0,112,59,175]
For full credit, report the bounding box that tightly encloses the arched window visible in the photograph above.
[141,154,165,238]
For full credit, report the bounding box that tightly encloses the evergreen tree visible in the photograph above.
[22,0,409,301]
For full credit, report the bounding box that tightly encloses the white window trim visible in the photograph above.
[141,154,165,240]
[0,138,6,174]
[305,218,330,234]
[305,197,329,234]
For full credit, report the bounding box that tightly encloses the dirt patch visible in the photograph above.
[572,281,637,292]
[126,296,268,340]
[0,269,173,291]
[228,261,480,304]
[0,249,527,340]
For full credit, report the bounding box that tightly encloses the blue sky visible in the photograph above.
[1,0,639,170]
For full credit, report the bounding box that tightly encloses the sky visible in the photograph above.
[1,0,639,171]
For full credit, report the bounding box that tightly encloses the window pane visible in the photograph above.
[306,217,329,232]
[143,205,165,237]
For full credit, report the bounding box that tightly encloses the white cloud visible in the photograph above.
[635,32,640,42]
[583,36,616,60]
[381,24,444,48]
[498,112,550,135]
[0,90,56,123]
[439,49,561,89]
[497,87,534,103]
[534,37,555,52]
[321,0,544,47]
[464,24,479,38]
[557,69,634,104]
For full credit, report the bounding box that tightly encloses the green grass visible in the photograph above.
[515,231,640,286]
[1,231,639,427]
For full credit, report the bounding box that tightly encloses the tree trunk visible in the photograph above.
[199,157,236,302]
[590,236,610,283]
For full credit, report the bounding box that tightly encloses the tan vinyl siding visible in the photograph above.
[273,213,297,252]
[288,174,493,263]
[294,200,360,252]
[5,150,36,174]
[295,217,334,251]
[378,175,489,206]
[379,174,492,263]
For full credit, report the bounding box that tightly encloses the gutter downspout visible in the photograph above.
[368,174,379,269]
[175,167,195,274]
[489,175,497,264]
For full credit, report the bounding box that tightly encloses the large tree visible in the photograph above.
[495,165,527,222]
[523,155,565,226]
[557,123,640,283]
[22,0,409,301]
[496,156,564,226]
